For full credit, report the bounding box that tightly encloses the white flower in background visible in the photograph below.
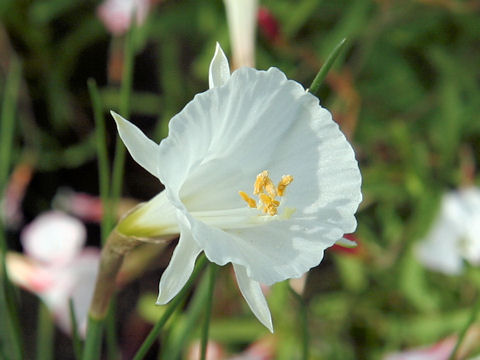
[6,211,100,337]
[97,0,150,36]
[416,187,480,275]
[223,0,258,69]
[112,44,362,331]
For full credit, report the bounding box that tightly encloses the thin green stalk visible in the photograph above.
[110,25,135,205]
[88,79,119,360]
[0,56,23,360]
[82,232,141,360]
[290,287,309,360]
[448,295,480,360]
[200,264,217,360]
[133,255,209,360]
[36,302,54,360]
[0,58,21,190]
[106,299,120,360]
[162,261,212,360]
[82,317,104,360]
[87,78,112,242]
[69,298,83,360]
[308,38,347,97]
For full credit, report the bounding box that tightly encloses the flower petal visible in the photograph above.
[233,263,273,332]
[208,43,231,89]
[21,211,86,265]
[156,217,202,304]
[190,214,339,285]
[111,111,160,178]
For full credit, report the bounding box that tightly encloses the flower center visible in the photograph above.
[239,170,294,216]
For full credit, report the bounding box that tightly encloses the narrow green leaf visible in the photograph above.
[69,298,83,360]
[308,38,347,97]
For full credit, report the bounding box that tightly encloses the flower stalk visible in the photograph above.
[82,230,141,360]
[200,263,218,360]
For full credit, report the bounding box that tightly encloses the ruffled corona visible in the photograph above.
[112,44,362,332]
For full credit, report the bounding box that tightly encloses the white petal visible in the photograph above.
[223,0,258,69]
[111,111,160,178]
[21,211,86,265]
[233,263,272,332]
[191,214,338,285]
[208,43,231,89]
[156,217,202,304]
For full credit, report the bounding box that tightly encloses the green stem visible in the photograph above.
[87,78,112,242]
[308,38,347,97]
[106,300,120,360]
[69,298,83,360]
[133,255,209,360]
[0,56,23,360]
[0,58,21,191]
[448,295,480,360]
[290,287,309,360]
[200,264,217,360]
[36,302,54,360]
[110,25,135,206]
[82,317,104,360]
[82,232,141,360]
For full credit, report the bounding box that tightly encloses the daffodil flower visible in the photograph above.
[112,44,362,331]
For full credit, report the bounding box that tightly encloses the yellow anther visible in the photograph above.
[239,191,257,208]
[240,170,294,217]
[253,170,269,195]
[259,194,279,216]
[277,175,294,196]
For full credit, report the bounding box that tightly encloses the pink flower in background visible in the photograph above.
[228,337,274,360]
[97,0,150,36]
[257,7,280,43]
[187,341,226,360]
[384,337,456,360]
[7,211,100,337]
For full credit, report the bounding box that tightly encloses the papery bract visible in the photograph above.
[112,44,362,331]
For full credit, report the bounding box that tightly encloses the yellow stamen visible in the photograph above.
[239,191,257,208]
[240,170,294,217]
[277,175,294,196]
[253,170,269,195]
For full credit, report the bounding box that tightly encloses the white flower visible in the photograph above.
[416,187,480,275]
[7,211,100,337]
[97,0,150,36]
[223,0,258,69]
[112,44,362,331]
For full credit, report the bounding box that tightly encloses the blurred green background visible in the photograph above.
[1,0,480,359]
